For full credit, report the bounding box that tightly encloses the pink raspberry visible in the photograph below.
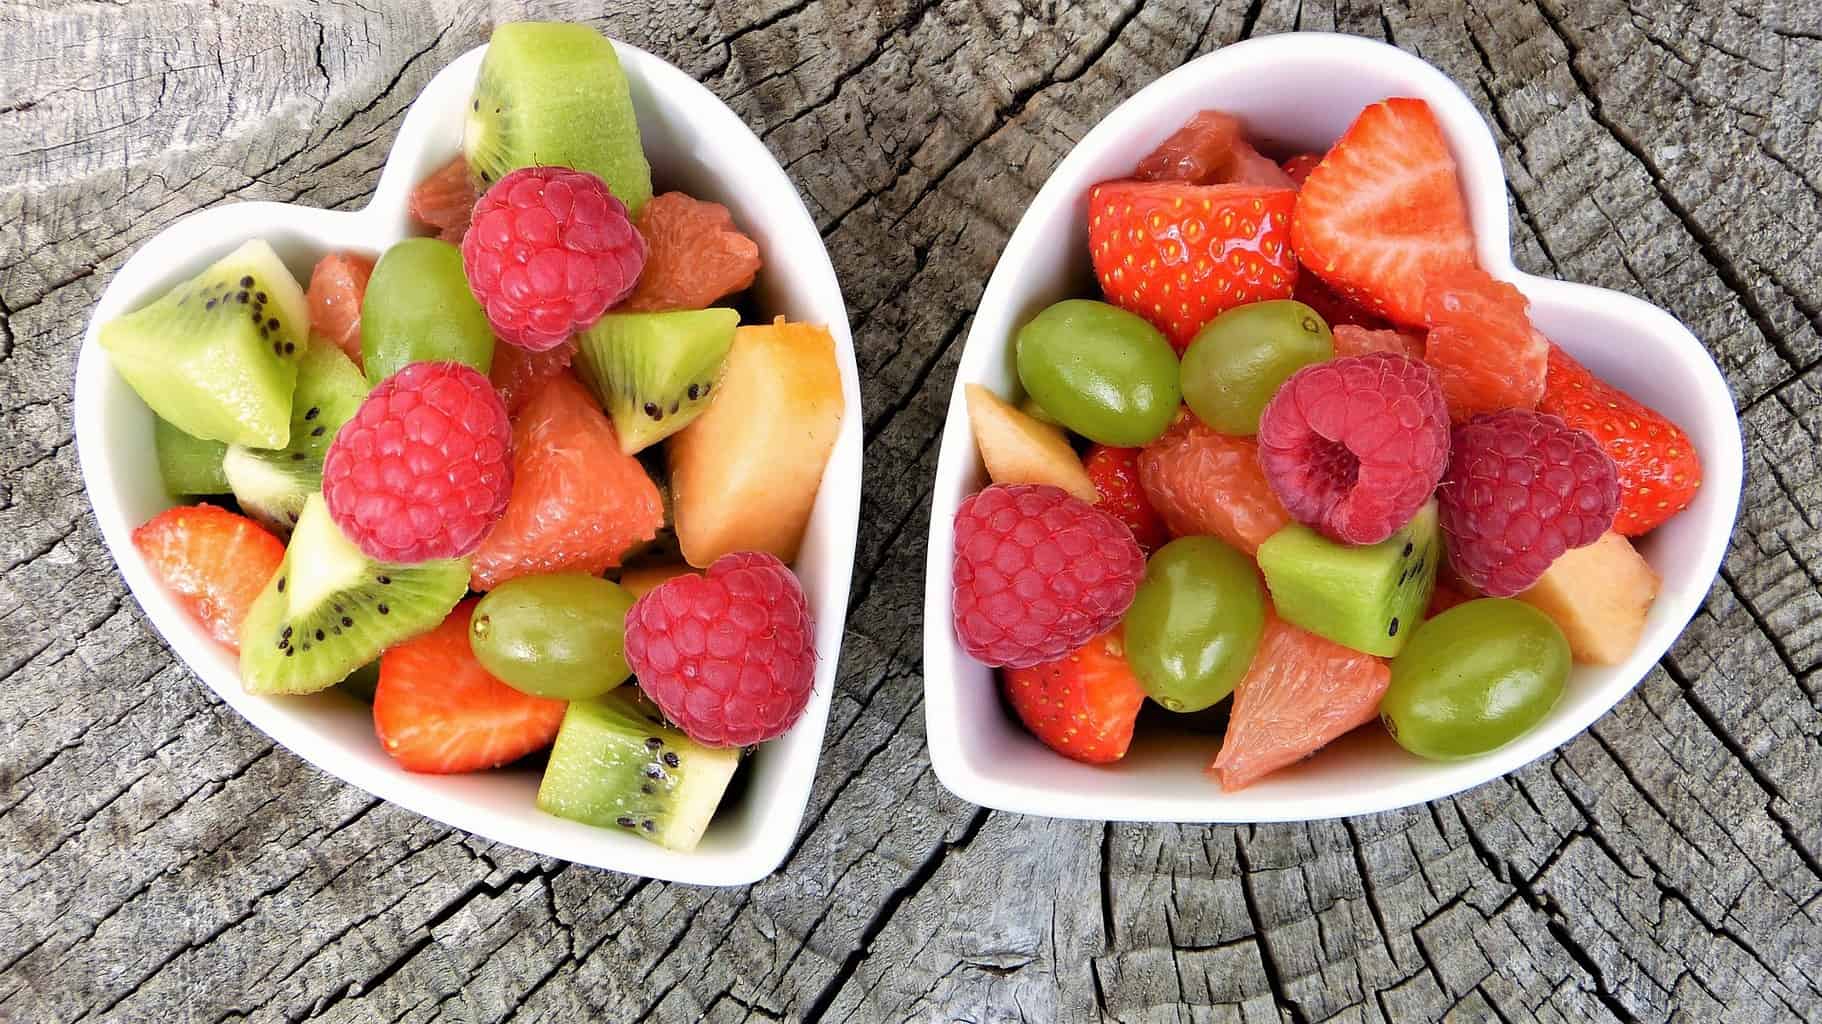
[462,166,645,351]
[1440,409,1619,596]
[951,484,1145,670]
[625,551,816,747]
[321,362,512,562]
[1258,352,1450,545]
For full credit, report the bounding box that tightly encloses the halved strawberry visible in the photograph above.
[1332,323,1425,361]
[373,601,568,774]
[131,504,285,650]
[306,251,374,368]
[1422,265,1546,422]
[1089,180,1299,351]
[1210,615,1391,790]
[1538,345,1702,535]
[1083,444,1168,554]
[408,155,477,242]
[1291,98,1476,326]
[1003,630,1146,764]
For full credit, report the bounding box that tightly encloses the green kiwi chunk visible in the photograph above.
[239,495,469,695]
[464,22,653,214]
[154,417,229,496]
[100,239,306,448]
[536,688,740,851]
[360,238,495,385]
[1257,501,1439,658]
[576,308,738,454]
[223,343,369,535]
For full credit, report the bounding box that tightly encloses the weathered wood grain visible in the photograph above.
[2,1,1817,1021]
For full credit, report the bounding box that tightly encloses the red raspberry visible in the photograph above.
[1082,444,1168,554]
[951,484,1145,670]
[1440,410,1619,596]
[625,551,816,747]
[462,166,645,352]
[1258,352,1450,545]
[322,362,513,562]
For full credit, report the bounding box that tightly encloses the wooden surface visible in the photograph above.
[3,1,1819,1021]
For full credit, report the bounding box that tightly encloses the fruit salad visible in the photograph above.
[953,103,1700,788]
[101,21,844,852]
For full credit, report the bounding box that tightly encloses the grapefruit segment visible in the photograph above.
[469,374,663,590]
[1211,615,1391,790]
[1137,413,1290,555]
[306,252,375,368]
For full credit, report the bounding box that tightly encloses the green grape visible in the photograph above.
[361,238,496,384]
[1381,598,1570,760]
[1180,300,1332,435]
[469,574,635,700]
[1015,299,1179,446]
[1123,536,1266,712]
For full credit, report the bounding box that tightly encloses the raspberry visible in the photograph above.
[951,484,1145,670]
[624,551,816,747]
[322,362,513,562]
[1258,352,1450,545]
[462,166,645,352]
[1440,410,1619,597]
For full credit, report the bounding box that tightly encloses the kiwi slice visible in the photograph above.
[1257,501,1440,658]
[536,688,740,851]
[222,344,369,535]
[464,22,653,214]
[154,417,229,496]
[239,494,469,695]
[100,239,306,448]
[576,309,738,454]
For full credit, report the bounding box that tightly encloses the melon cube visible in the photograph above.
[964,384,1096,501]
[1515,532,1661,665]
[669,318,844,567]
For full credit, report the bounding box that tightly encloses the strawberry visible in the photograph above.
[1082,444,1168,554]
[1002,630,1146,764]
[1422,265,1546,422]
[1537,345,1702,535]
[1291,97,1476,326]
[131,505,285,650]
[373,600,567,773]
[1089,180,1298,352]
[1280,152,1323,187]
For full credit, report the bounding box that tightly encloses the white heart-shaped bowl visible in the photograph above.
[922,33,1743,823]
[74,41,863,885]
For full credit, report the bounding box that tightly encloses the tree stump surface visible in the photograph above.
[2,2,1819,1021]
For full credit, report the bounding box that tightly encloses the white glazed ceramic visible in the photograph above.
[923,33,1743,822]
[75,41,863,885]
